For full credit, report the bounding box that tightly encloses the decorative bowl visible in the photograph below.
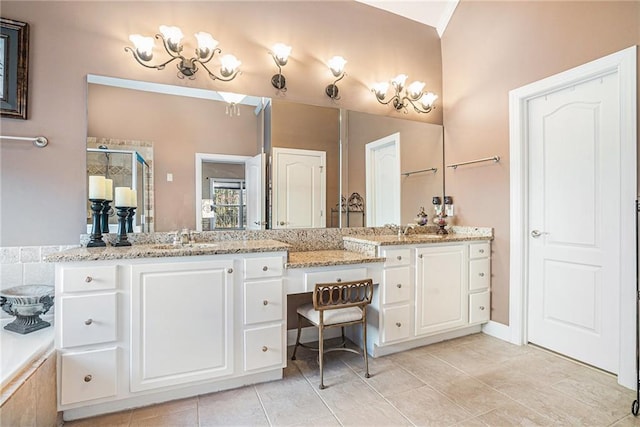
[0,285,55,334]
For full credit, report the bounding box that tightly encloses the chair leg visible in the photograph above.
[341,326,346,348]
[319,325,325,390]
[362,320,370,379]
[291,313,303,361]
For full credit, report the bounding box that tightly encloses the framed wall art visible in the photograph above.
[1,18,29,120]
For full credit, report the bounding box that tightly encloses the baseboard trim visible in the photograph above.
[481,320,512,342]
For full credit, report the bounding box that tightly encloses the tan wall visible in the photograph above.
[441,0,640,325]
[0,1,442,246]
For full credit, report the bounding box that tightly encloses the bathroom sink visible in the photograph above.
[147,243,219,250]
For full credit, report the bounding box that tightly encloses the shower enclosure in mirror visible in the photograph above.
[86,142,152,232]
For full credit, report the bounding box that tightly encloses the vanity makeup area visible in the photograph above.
[46,74,493,421]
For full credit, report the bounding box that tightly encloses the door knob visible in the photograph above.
[531,230,546,238]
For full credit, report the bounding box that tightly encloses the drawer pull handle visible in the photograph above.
[85,276,93,283]
[479,273,485,277]
[262,266,268,271]
[262,346,268,352]
[336,278,342,283]
[479,306,486,311]
[227,268,233,274]
[396,284,402,289]
[479,249,485,254]
[84,375,92,382]
[395,322,402,328]
[263,300,269,306]
[396,255,402,261]
[84,319,93,326]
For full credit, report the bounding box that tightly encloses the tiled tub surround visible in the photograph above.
[0,244,77,426]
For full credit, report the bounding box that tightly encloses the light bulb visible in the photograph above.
[220,54,241,77]
[328,56,347,77]
[129,34,155,61]
[272,43,292,65]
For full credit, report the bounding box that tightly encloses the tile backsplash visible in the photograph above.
[0,244,79,319]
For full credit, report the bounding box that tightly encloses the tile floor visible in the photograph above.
[64,333,640,426]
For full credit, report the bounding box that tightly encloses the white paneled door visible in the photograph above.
[245,153,266,230]
[527,72,620,373]
[365,133,401,226]
[272,147,326,229]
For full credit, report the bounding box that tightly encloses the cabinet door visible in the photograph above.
[415,245,467,336]
[130,260,234,392]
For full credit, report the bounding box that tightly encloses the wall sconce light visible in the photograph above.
[125,25,241,82]
[371,74,437,114]
[269,43,291,92]
[325,56,347,100]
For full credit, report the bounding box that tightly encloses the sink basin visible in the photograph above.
[147,243,219,250]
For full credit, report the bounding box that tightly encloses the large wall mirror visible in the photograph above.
[86,75,443,233]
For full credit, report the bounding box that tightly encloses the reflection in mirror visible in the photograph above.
[343,111,443,226]
[86,75,444,233]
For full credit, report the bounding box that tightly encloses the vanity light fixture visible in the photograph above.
[269,43,291,92]
[371,74,437,114]
[126,25,241,82]
[325,56,347,100]
[218,91,246,116]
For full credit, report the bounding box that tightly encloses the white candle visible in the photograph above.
[89,176,106,200]
[130,189,138,208]
[115,187,129,207]
[104,179,113,201]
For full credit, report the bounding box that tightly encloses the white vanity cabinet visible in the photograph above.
[55,251,287,421]
[365,240,491,357]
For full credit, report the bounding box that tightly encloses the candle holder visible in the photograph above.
[101,201,112,234]
[127,208,136,233]
[114,206,132,247]
[87,199,106,247]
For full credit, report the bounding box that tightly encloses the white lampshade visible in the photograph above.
[129,34,155,61]
[272,43,292,64]
[392,74,408,89]
[420,92,438,109]
[371,82,389,98]
[220,54,241,76]
[159,25,184,46]
[328,56,347,77]
[407,81,426,98]
[194,31,218,58]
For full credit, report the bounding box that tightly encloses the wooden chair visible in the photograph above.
[291,278,373,389]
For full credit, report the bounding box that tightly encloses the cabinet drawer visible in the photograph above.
[469,242,490,259]
[60,347,117,405]
[61,265,117,293]
[382,305,411,343]
[382,266,411,305]
[469,291,490,324]
[244,279,284,325]
[244,256,283,280]
[304,267,368,292]
[244,324,284,371]
[469,258,490,291]
[60,293,117,348]
[381,248,411,267]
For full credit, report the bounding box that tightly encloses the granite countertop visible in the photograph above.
[285,250,385,268]
[343,230,493,247]
[44,239,291,262]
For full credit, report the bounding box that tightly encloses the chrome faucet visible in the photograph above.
[180,228,191,245]
[401,224,416,236]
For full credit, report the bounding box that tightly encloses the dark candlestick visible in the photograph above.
[101,201,112,234]
[87,199,106,247]
[114,206,132,247]
[127,208,136,233]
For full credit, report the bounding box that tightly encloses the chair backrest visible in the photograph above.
[312,279,374,312]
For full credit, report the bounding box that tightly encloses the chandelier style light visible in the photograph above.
[325,56,347,100]
[371,74,437,114]
[126,25,241,82]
